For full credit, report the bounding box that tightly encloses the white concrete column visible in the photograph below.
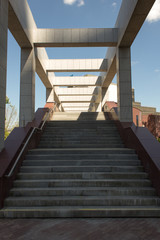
[20,48,36,126]
[101,87,107,109]
[0,0,8,151]
[46,88,55,103]
[96,103,102,112]
[116,47,133,122]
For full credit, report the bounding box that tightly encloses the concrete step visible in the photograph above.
[9,187,156,197]
[40,136,122,141]
[52,117,108,121]
[39,139,122,144]
[45,123,115,127]
[17,172,148,180]
[41,134,121,138]
[2,206,160,218]
[4,196,160,207]
[46,121,114,127]
[27,148,136,155]
[45,123,117,131]
[25,153,138,160]
[50,112,109,121]
[22,159,141,167]
[43,129,119,134]
[37,144,124,148]
[14,179,152,188]
[20,166,144,173]
[43,127,117,130]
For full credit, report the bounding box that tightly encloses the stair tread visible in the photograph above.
[10,187,155,191]
[6,195,160,200]
[14,179,151,183]
[29,148,135,151]
[20,165,143,168]
[2,206,160,210]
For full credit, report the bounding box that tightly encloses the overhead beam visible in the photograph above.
[55,87,101,96]
[62,103,95,107]
[46,59,108,72]
[8,0,35,47]
[59,95,99,103]
[63,107,89,111]
[35,48,52,88]
[64,110,89,112]
[8,0,61,102]
[47,72,60,103]
[34,28,118,47]
[52,76,103,86]
[102,0,156,88]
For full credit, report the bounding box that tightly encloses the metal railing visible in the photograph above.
[6,104,57,178]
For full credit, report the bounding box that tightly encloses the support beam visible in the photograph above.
[55,87,101,96]
[35,48,52,88]
[62,103,95,108]
[64,107,89,111]
[8,0,36,47]
[19,48,36,126]
[52,76,103,87]
[0,0,8,151]
[8,0,60,99]
[101,87,108,107]
[34,28,118,47]
[96,103,102,112]
[102,0,156,88]
[46,88,55,103]
[117,47,132,122]
[59,95,99,103]
[46,59,108,72]
[47,72,60,104]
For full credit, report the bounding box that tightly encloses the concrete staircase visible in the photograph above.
[1,112,160,218]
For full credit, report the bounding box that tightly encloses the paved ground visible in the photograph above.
[0,218,160,240]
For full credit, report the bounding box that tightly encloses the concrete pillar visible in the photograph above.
[46,88,55,103]
[101,87,107,109]
[20,48,36,127]
[0,0,8,151]
[59,103,64,112]
[96,102,102,112]
[116,47,133,122]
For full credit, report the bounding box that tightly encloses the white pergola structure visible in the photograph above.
[0,0,156,151]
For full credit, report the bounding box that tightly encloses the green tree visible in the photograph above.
[6,96,10,104]
[5,97,18,140]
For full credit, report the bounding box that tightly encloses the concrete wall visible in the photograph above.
[0,0,8,151]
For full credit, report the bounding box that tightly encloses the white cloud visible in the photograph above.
[147,0,160,23]
[131,61,139,66]
[64,0,76,5]
[155,69,160,72]
[77,0,84,7]
[63,0,84,7]
[112,2,117,8]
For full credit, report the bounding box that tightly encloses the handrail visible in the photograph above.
[6,104,57,178]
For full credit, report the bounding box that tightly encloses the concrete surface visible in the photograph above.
[34,28,118,47]
[46,59,108,72]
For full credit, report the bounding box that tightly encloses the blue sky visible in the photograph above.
[6,0,160,112]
